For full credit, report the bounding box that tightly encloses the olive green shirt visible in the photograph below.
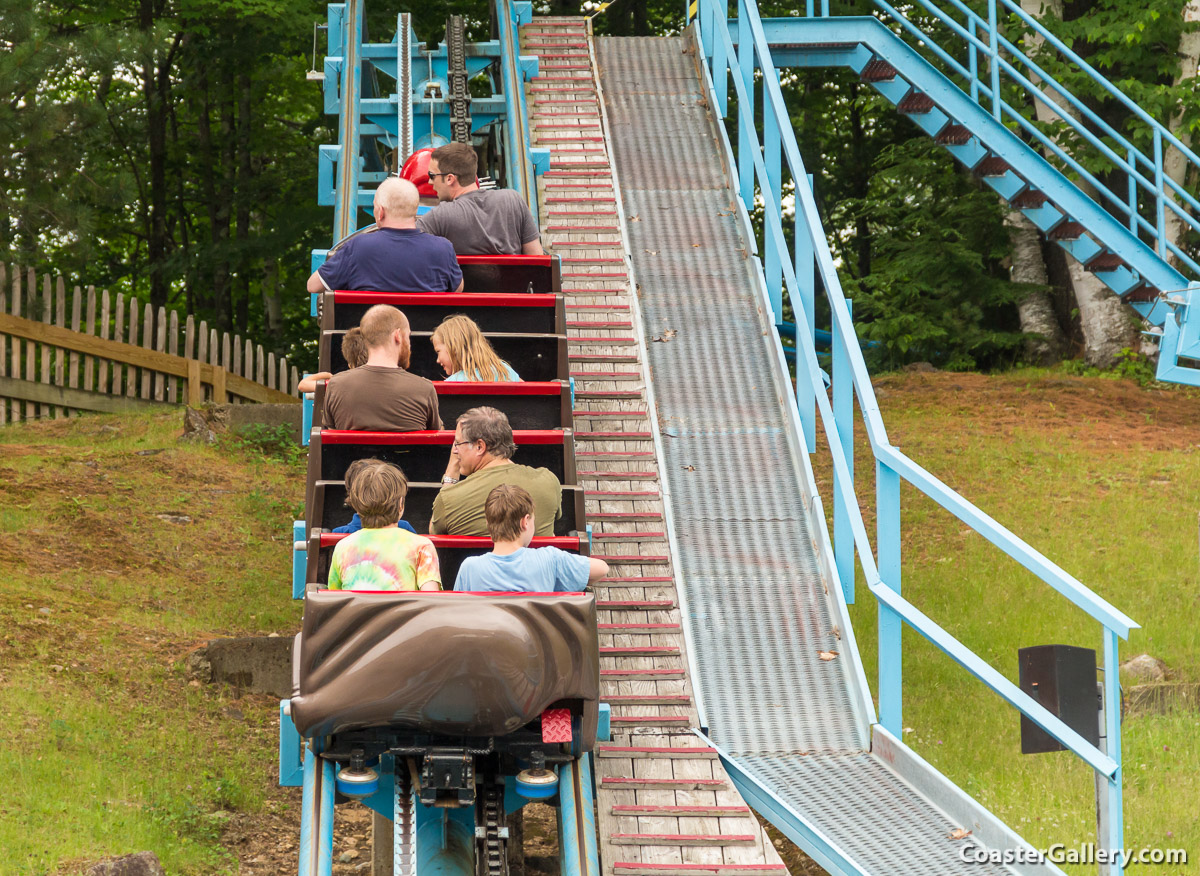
[429,462,562,536]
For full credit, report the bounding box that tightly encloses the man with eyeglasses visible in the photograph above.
[416,143,545,256]
[429,406,562,536]
[306,177,464,294]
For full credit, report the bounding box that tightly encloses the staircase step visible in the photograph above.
[896,91,934,113]
[860,58,897,81]
[600,668,686,679]
[580,471,658,481]
[597,746,716,758]
[578,451,655,458]
[1048,221,1086,240]
[1085,251,1125,271]
[592,532,667,542]
[600,645,680,657]
[1122,284,1160,303]
[573,388,641,396]
[975,155,1015,176]
[597,598,674,608]
[604,695,692,706]
[613,805,751,817]
[934,123,971,145]
[597,576,674,586]
[1009,188,1050,208]
[611,834,757,847]
[613,866,787,876]
[571,371,640,380]
[576,431,653,439]
[609,714,692,725]
[588,489,660,498]
[598,622,680,633]
[601,776,723,790]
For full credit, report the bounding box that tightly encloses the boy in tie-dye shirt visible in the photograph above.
[328,462,441,591]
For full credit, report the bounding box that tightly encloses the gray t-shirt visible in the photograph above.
[416,189,541,255]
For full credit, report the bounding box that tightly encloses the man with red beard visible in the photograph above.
[323,305,441,431]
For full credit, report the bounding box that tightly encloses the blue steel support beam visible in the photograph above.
[332,0,364,242]
[559,755,600,876]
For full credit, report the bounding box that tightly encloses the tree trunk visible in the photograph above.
[1020,0,1133,363]
[235,71,253,335]
[140,0,175,314]
[1160,0,1200,265]
[1071,262,1135,365]
[1007,211,1066,363]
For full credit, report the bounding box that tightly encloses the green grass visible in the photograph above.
[0,409,303,875]
[815,370,1200,873]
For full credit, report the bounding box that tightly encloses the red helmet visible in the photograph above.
[400,148,437,198]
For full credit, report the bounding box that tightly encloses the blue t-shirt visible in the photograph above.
[332,513,418,535]
[454,546,591,593]
[445,363,521,382]
[317,227,462,292]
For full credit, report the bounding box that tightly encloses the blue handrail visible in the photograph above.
[691,0,1137,856]
[856,0,1200,275]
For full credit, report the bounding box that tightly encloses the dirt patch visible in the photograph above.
[872,371,1200,452]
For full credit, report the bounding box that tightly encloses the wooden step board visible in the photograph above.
[525,18,790,876]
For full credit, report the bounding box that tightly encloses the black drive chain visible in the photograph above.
[447,15,472,144]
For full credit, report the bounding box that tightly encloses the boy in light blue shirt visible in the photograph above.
[454,485,609,592]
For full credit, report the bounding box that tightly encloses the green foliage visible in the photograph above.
[1061,347,1167,386]
[224,422,307,467]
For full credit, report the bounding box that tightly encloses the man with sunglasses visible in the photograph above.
[306,177,464,294]
[429,406,562,536]
[417,143,544,256]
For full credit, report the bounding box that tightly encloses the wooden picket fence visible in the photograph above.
[0,264,300,426]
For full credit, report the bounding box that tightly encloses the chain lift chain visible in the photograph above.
[475,778,509,876]
[447,15,472,143]
[393,762,416,876]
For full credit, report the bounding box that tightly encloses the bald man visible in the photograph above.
[307,178,464,294]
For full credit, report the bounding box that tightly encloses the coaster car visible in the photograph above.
[290,589,599,749]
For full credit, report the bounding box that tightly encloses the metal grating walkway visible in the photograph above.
[597,35,1030,875]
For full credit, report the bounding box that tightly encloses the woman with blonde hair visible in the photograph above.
[431,315,521,382]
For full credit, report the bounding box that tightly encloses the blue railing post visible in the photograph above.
[715,0,730,117]
[832,299,855,603]
[795,176,816,453]
[764,85,783,325]
[1103,628,1124,858]
[1127,147,1139,234]
[806,0,814,16]
[737,0,756,208]
[1154,129,1166,257]
[987,0,1000,120]
[877,460,902,735]
[968,19,979,105]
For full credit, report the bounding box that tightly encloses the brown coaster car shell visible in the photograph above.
[290,590,599,748]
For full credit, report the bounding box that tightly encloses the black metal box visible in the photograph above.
[1018,644,1100,754]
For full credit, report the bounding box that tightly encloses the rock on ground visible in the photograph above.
[86,852,166,876]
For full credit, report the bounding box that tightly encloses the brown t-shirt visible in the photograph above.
[323,365,441,431]
[429,462,562,536]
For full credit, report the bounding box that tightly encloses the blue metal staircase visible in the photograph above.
[715,0,1200,383]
